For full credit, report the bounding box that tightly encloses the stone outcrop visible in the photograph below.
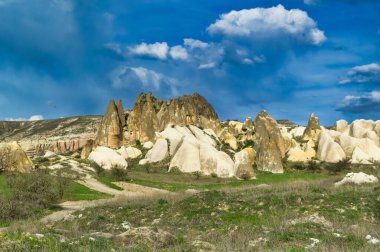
[287,140,316,162]
[88,146,128,170]
[125,92,220,143]
[317,131,346,163]
[335,172,379,186]
[141,125,236,177]
[117,146,142,159]
[80,140,94,159]
[254,111,289,173]
[303,113,321,141]
[234,148,256,179]
[0,142,34,172]
[95,100,124,149]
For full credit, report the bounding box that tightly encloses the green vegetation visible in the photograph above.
[62,182,110,201]
[1,181,378,251]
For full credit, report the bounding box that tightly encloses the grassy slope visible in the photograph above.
[62,182,111,201]
[123,171,331,191]
[1,181,378,251]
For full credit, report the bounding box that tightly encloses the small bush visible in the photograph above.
[169,166,182,174]
[211,172,218,178]
[240,172,251,180]
[110,165,127,179]
[306,160,321,173]
[192,171,202,180]
[90,161,105,176]
[325,159,351,174]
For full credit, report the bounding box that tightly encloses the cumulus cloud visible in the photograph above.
[169,45,189,60]
[110,66,178,95]
[340,63,380,84]
[5,115,44,121]
[198,62,216,69]
[183,38,209,49]
[337,91,380,113]
[129,42,169,60]
[207,4,326,45]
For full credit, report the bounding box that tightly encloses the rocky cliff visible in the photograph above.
[125,92,220,143]
[0,116,101,157]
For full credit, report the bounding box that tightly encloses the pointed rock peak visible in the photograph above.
[116,99,126,127]
[95,99,123,149]
[303,113,322,141]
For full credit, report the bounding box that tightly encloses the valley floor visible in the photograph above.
[0,156,379,251]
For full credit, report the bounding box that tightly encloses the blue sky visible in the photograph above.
[0,0,379,125]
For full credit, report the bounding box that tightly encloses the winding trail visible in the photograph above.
[41,177,174,224]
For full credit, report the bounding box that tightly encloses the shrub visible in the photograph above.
[326,159,351,174]
[306,160,321,173]
[240,172,251,180]
[110,165,128,179]
[90,161,105,176]
[192,171,202,180]
[211,172,218,178]
[169,166,182,174]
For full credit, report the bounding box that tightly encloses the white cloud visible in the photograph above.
[110,66,179,95]
[338,91,380,113]
[169,45,189,60]
[340,63,380,84]
[129,42,169,60]
[207,4,326,45]
[5,115,44,121]
[198,62,216,69]
[183,38,209,49]
[304,0,317,5]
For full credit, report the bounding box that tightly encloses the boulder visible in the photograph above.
[335,172,378,186]
[339,134,380,160]
[169,138,201,173]
[117,146,142,159]
[199,142,235,178]
[145,138,169,163]
[95,100,124,149]
[254,111,288,173]
[287,141,316,162]
[351,147,372,164]
[218,128,238,150]
[44,150,56,158]
[88,146,128,170]
[317,131,346,163]
[142,141,154,149]
[234,148,256,179]
[0,142,34,172]
[350,119,374,138]
[303,113,321,141]
[159,125,185,155]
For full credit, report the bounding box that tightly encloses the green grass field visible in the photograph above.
[62,182,111,201]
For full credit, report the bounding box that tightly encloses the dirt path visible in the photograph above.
[41,178,175,224]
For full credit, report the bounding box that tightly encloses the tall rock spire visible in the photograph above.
[94,99,123,149]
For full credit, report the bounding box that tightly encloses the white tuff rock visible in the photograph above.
[88,146,128,170]
[335,172,379,186]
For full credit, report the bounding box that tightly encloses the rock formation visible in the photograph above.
[81,140,94,159]
[254,111,289,173]
[303,113,321,141]
[317,131,346,163]
[88,146,128,170]
[125,92,220,143]
[95,100,124,149]
[234,148,256,179]
[117,146,142,159]
[140,124,236,178]
[335,172,379,186]
[0,142,34,172]
[116,99,126,127]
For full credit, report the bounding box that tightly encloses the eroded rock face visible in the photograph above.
[317,131,346,163]
[335,172,379,186]
[0,116,100,157]
[234,148,256,179]
[254,111,288,174]
[0,142,33,172]
[125,92,220,143]
[116,99,126,127]
[303,113,321,141]
[95,100,124,149]
[81,139,94,159]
